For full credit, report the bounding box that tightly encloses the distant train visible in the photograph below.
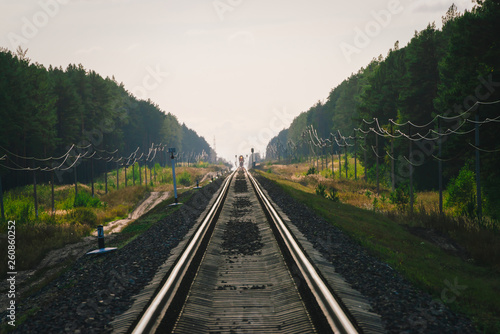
[239,155,244,167]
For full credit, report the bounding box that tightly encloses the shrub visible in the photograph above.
[320,168,334,178]
[390,183,416,212]
[381,193,387,203]
[327,187,340,202]
[316,183,340,202]
[65,207,98,227]
[178,171,191,186]
[74,191,101,208]
[315,183,327,197]
[445,163,477,218]
[60,193,75,210]
[4,195,35,222]
[306,166,317,175]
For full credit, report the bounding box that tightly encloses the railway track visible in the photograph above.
[118,168,382,334]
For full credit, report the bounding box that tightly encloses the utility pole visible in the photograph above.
[475,111,482,220]
[391,123,395,192]
[438,118,443,214]
[409,124,413,214]
[354,136,357,180]
[364,135,367,183]
[376,134,379,195]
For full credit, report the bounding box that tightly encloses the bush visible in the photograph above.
[390,183,415,212]
[65,207,98,227]
[327,187,340,202]
[178,171,191,186]
[306,166,317,175]
[74,191,101,208]
[320,168,334,178]
[4,195,35,222]
[316,183,340,202]
[316,183,327,197]
[445,163,477,218]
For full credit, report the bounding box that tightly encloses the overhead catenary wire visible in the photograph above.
[0,144,75,162]
[293,98,498,177]
[388,99,500,127]
[468,142,500,153]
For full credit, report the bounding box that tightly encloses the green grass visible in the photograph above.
[257,169,500,333]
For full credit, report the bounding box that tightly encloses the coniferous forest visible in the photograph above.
[0,48,212,190]
[266,1,500,219]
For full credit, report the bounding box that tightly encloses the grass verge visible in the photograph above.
[0,165,223,275]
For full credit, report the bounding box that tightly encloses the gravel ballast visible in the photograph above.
[1,178,224,334]
[253,172,477,334]
[1,171,478,333]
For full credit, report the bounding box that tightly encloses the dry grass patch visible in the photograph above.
[96,185,147,224]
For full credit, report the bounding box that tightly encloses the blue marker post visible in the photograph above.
[86,225,117,255]
[194,178,201,189]
[169,148,182,207]
[98,225,105,249]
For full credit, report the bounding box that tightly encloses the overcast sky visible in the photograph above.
[0,0,476,163]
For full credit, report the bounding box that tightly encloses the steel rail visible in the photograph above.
[131,170,235,334]
[247,170,359,334]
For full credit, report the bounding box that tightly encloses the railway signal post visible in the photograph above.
[168,148,182,206]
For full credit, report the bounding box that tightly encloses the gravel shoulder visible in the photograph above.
[253,172,477,334]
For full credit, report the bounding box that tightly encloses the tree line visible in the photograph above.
[266,1,500,219]
[0,48,213,190]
